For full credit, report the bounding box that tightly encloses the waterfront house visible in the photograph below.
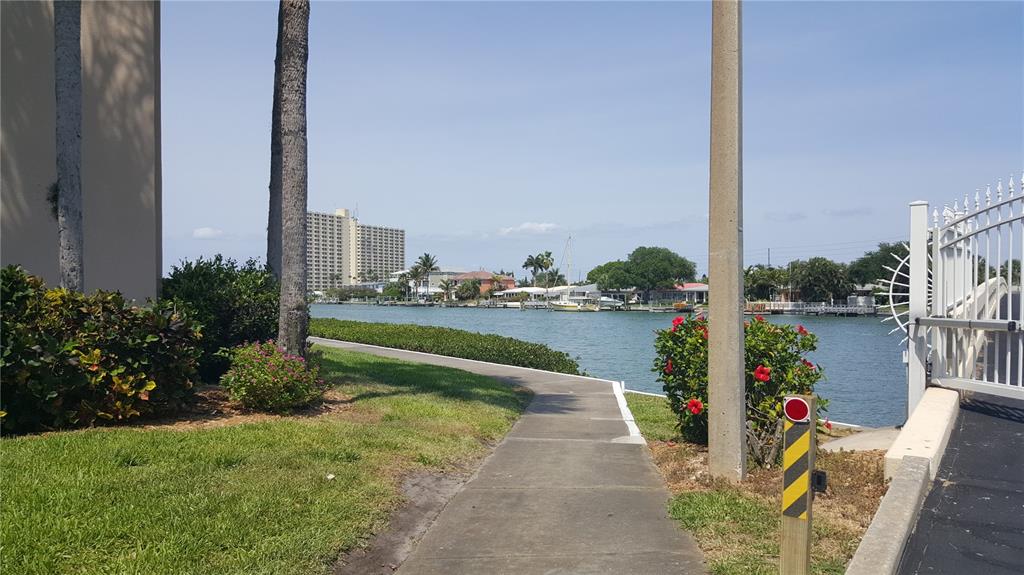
[647,282,709,305]
[452,271,516,294]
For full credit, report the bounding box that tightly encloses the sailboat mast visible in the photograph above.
[566,235,573,287]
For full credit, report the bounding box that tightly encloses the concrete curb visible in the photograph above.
[884,387,959,480]
[845,456,931,575]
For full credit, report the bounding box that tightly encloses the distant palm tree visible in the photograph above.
[407,265,425,300]
[539,267,566,287]
[414,253,439,296]
[54,0,83,291]
[537,251,555,287]
[522,255,539,286]
[438,279,456,302]
[396,272,411,299]
[275,0,310,356]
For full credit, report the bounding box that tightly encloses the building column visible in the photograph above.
[707,0,746,482]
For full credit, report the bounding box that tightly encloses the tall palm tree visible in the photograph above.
[266,0,285,279]
[414,253,439,298]
[275,0,310,356]
[522,255,538,285]
[54,0,83,291]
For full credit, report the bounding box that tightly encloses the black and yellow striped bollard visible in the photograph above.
[781,395,816,575]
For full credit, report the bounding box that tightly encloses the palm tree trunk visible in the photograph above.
[275,0,310,356]
[54,0,83,291]
[266,3,285,279]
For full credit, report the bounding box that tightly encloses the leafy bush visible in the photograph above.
[309,318,582,375]
[1,266,201,433]
[162,256,279,382]
[220,341,323,412]
[653,314,825,466]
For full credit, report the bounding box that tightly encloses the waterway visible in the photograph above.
[311,304,907,427]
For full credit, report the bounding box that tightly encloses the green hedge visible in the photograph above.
[309,318,582,375]
[162,256,279,383]
[1,266,201,433]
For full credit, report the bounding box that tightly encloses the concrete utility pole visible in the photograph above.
[707,0,746,482]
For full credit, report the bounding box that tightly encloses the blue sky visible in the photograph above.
[162,1,1023,281]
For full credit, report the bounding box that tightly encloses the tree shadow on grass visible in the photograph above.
[320,355,535,413]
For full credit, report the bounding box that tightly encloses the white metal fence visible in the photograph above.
[907,174,1024,413]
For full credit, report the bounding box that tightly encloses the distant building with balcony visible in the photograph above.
[306,208,405,292]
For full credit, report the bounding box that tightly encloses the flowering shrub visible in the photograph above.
[220,341,324,413]
[0,266,200,433]
[653,314,825,466]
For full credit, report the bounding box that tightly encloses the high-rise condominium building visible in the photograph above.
[306,209,405,292]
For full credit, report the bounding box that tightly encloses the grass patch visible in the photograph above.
[1,347,529,575]
[626,394,886,575]
[624,392,679,442]
[309,318,582,375]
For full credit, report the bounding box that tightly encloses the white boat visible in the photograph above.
[548,236,600,312]
[549,298,600,312]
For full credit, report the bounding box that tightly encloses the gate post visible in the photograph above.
[908,201,930,416]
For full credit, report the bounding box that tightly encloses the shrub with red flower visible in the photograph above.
[754,365,771,382]
[653,314,825,466]
[671,316,685,332]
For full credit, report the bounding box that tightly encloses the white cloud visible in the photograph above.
[192,227,225,240]
[498,222,559,236]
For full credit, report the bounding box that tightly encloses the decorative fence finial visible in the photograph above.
[932,207,939,226]
[986,185,992,206]
[964,193,970,213]
[974,189,981,210]
[995,183,1002,202]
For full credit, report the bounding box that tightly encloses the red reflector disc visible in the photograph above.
[784,397,810,422]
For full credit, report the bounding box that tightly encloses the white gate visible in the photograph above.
[903,174,1024,414]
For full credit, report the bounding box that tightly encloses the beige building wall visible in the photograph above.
[1,0,161,301]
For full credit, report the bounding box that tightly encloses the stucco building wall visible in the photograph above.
[1,0,161,301]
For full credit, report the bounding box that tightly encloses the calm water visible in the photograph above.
[311,304,907,427]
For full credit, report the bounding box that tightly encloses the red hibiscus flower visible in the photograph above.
[664,359,673,375]
[701,326,709,340]
[755,315,765,322]
[824,418,833,431]
[672,316,685,328]
[797,325,809,336]
[802,359,815,370]
[687,398,703,415]
[753,365,771,382]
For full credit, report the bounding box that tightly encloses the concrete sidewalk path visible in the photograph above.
[312,338,706,575]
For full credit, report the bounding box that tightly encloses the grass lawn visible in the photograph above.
[626,393,886,575]
[1,347,529,575]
